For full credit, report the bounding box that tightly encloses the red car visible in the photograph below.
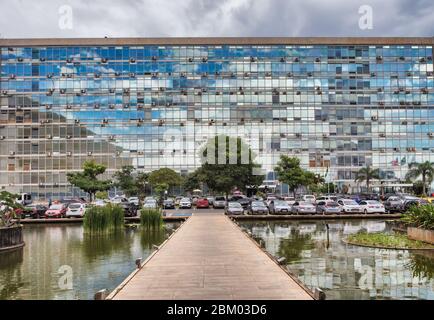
[45,204,67,218]
[196,198,209,209]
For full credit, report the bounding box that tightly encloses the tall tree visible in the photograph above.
[67,160,112,201]
[195,136,264,197]
[148,168,183,192]
[113,165,139,197]
[405,161,434,196]
[274,156,313,198]
[354,165,380,192]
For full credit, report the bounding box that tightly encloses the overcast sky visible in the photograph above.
[0,0,433,38]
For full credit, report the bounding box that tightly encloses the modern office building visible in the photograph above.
[0,38,433,199]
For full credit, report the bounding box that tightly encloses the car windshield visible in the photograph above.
[274,200,287,206]
[164,200,173,203]
[215,197,225,201]
[181,198,190,202]
[299,202,313,206]
[49,205,63,210]
[251,201,265,207]
[69,204,82,209]
[367,201,380,204]
[343,200,358,205]
[326,202,339,207]
[145,200,156,204]
[388,197,400,201]
[229,202,242,208]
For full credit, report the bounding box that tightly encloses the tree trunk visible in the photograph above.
[366,177,370,192]
[422,174,426,196]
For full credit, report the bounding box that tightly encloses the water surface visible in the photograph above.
[239,219,434,300]
[0,223,178,300]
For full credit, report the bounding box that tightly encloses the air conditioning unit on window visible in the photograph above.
[67,152,72,157]
[66,58,73,63]
[202,57,208,62]
[428,132,434,138]
[47,135,52,139]
[46,152,52,157]
[94,104,100,109]
[109,104,115,109]
[66,105,72,109]
[0,136,5,140]
[66,135,72,139]
[74,119,80,124]
[109,135,115,141]
[9,74,16,79]
[130,58,136,63]
[101,58,108,63]
[87,152,93,156]
[371,116,378,121]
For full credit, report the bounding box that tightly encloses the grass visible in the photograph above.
[347,232,434,249]
[401,205,434,230]
[140,208,163,229]
[83,204,124,234]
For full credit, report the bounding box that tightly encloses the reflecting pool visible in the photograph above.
[0,223,179,300]
[239,219,434,300]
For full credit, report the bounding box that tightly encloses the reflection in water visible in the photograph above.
[0,223,178,300]
[240,219,434,300]
[408,252,434,281]
[0,249,24,300]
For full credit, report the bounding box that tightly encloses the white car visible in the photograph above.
[65,203,86,218]
[337,199,362,213]
[269,200,292,214]
[179,197,192,209]
[316,195,338,202]
[284,197,296,206]
[302,195,316,203]
[359,200,386,214]
[93,199,107,207]
[143,199,158,209]
[128,197,140,206]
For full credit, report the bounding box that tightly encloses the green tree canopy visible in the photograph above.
[274,156,313,197]
[405,161,434,196]
[67,160,112,201]
[354,165,380,192]
[0,191,23,227]
[194,135,264,196]
[148,168,183,189]
[113,165,139,197]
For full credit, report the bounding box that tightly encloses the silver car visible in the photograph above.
[224,202,244,215]
[248,201,269,215]
[316,200,341,215]
[213,196,226,209]
[269,200,292,214]
[291,201,317,214]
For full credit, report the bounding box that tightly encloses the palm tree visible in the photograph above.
[405,161,434,196]
[354,166,380,192]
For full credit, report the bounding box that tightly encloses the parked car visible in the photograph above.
[284,196,296,206]
[206,196,215,206]
[92,199,107,207]
[247,201,269,215]
[224,202,244,215]
[268,200,292,215]
[291,201,316,214]
[60,197,87,205]
[229,195,250,209]
[65,203,87,218]
[179,197,192,209]
[384,196,403,213]
[316,200,341,215]
[402,198,430,211]
[22,204,48,219]
[316,195,338,202]
[45,204,68,218]
[213,196,226,209]
[110,196,129,205]
[174,196,183,206]
[163,198,175,209]
[191,196,199,206]
[128,197,140,207]
[358,200,386,214]
[143,199,158,209]
[337,199,362,214]
[196,198,210,209]
[302,195,316,203]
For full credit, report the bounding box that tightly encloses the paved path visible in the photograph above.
[110,211,312,300]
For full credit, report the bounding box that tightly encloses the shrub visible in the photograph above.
[140,208,163,229]
[83,204,124,234]
[401,205,434,230]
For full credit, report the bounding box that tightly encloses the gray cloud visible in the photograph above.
[0,0,433,38]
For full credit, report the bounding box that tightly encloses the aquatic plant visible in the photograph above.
[401,205,434,230]
[140,208,163,229]
[83,204,124,234]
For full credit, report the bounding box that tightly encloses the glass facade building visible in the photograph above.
[0,37,433,199]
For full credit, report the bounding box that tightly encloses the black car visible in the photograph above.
[119,202,138,217]
[22,204,48,219]
[163,198,175,209]
[230,196,251,209]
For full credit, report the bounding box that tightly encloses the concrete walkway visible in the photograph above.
[110,211,313,300]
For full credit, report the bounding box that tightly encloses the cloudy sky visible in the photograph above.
[0,0,433,38]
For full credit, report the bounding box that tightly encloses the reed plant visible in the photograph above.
[83,204,124,234]
[401,204,434,230]
[140,208,163,229]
